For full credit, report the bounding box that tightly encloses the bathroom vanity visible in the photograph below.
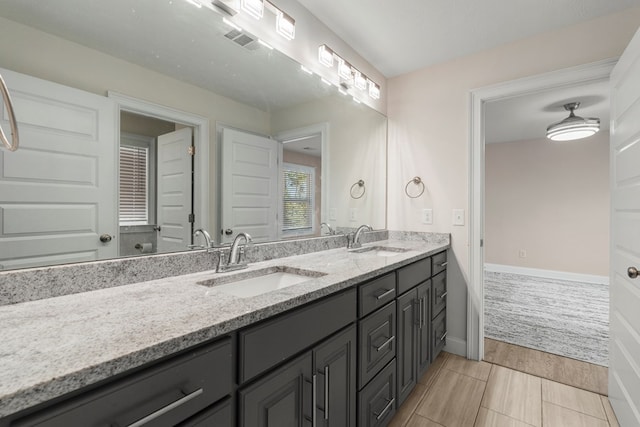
[0,235,449,427]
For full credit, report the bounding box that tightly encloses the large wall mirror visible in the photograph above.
[0,0,387,271]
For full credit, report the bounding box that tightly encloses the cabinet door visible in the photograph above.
[416,280,432,377]
[359,302,396,387]
[396,289,417,406]
[314,326,357,427]
[239,352,313,427]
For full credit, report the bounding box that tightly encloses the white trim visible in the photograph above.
[108,92,210,233]
[467,58,617,361]
[275,123,330,229]
[484,263,609,285]
[444,336,467,357]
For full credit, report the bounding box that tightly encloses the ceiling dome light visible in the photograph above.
[546,102,600,142]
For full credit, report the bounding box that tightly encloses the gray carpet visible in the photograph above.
[484,270,609,366]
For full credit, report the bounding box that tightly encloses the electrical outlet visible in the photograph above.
[349,208,357,222]
[422,209,433,225]
[452,209,464,226]
[519,249,527,258]
[329,208,337,221]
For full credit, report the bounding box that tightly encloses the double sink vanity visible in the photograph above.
[0,232,449,426]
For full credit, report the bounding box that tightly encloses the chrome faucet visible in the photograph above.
[218,232,252,272]
[189,228,214,251]
[321,222,334,235]
[348,224,372,249]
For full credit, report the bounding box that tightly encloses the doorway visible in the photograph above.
[466,59,617,361]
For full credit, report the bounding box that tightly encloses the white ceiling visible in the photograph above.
[296,0,638,78]
[485,80,610,144]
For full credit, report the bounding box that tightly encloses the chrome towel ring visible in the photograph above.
[350,179,365,199]
[405,176,425,198]
[0,74,19,152]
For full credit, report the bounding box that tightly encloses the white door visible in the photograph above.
[156,127,193,253]
[609,26,640,426]
[220,128,279,244]
[0,68,116,270]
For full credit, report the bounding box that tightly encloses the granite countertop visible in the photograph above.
[0,238,449,418]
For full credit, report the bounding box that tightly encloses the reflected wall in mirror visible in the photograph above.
[0,0,387,271]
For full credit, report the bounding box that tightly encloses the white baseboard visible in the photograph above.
[484,263,609,285]
[444,336,466,357]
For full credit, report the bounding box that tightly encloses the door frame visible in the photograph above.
[466,58,617,360]
[108,92,210,238]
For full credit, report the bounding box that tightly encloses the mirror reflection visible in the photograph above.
[0,0,387,271]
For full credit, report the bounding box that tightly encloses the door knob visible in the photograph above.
[99,234,113,243]
[224,229,233,236]
[628,266,639,279]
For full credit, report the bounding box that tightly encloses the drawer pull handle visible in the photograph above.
[375,288,395,300]
[440,331,448,342]
[439,291,448,300]
[375,336,395,352]
[439,261,448,267]
[324,366,330,420]
[127,388,203,427]
[374,398,395,420]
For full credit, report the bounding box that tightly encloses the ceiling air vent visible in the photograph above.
[224,30,258,49]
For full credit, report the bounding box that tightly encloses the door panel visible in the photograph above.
[156,127,193,253]
[396,289,417,406]
[0,68,116,270]
[220,128,279,243]
[609,26,640,426]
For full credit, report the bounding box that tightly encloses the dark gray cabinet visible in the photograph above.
[357,360,396,427]
[396,289,417,405]
[358,302,396,388]
[239,325,357,427]
[180,398,233,427]
[416,281,432,376]
[13,338,233,427]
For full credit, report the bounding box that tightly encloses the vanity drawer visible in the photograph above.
[432,251,448,276]
[431,271,447,318]
[359,302,396,388]
[181,397,232,427]
[357,359,396,427]
[14,338,233,427]
[239,288,357,384]
[359,272,396,317]
[397,257,431,295]
[431,310,447,362]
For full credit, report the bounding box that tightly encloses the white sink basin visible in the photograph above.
[197,266,326,298]
[349,246,410,257]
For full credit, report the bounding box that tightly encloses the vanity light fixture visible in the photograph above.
[275,9,295,40]
[337,58,353,81]
[240,0,264,19]
[368,80,380,100]
[319,45,334,68]
[353,70,367,91]
[546,102,600,141]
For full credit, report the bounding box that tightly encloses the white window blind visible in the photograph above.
[119,145,149,225]
[282,163,315,234]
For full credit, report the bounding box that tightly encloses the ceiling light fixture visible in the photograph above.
[240,0,264,19]
[546,102,600,141]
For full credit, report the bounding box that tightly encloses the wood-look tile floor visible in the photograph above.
[389,351,619,427]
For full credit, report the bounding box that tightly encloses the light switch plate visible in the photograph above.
[422,209,433,225]
[329,208,337,221]
[349,208,357,222]
[452,209,464,226]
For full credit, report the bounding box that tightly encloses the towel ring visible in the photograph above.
[0,74,19,152]
[350,179,366,199]
[405,176,425,198]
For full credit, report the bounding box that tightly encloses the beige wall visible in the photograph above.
[485,133,609,276]
[271,95,387,230]
[282,150,322,235]
[387,8,640,350]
